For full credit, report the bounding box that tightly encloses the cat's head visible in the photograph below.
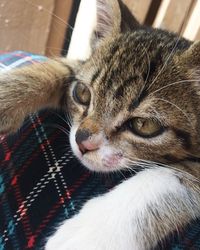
[68,0,200,172]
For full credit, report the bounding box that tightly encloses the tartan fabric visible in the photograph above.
[0,51,199,250]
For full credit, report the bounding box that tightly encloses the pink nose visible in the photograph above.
[75,129,100,155]
[78,140,99,154]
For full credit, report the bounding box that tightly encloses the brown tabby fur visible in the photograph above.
[1,0,200,248]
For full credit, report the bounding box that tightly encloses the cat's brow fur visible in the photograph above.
[1,0,200,249]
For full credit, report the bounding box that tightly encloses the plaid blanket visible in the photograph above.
[0,51,199,250]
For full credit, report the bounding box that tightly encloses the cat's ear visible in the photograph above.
[176,41,200,95]
[179,41,200,67]
[91,0,140,49]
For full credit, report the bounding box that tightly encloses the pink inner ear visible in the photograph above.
[96,0,114,38]
[94,0,122,45]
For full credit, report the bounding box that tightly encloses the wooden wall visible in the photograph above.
[0,0,73,56]
[123,0,200,40]
[0,0,199,57]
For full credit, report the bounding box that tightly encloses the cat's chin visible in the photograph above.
[71,146,125,172]
[80,150,124,172]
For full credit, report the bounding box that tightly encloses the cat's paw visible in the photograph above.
[45,196,136,250]
[0,90,25,134]
[45,215,113,250]
[45,217,86,250]
[0,109,24,134]
[0,72,29,134]
[45,203,106,250]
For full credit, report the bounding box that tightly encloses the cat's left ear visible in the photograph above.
[91,0,140,49]
[178,41,200,67]
[176,41,200,96]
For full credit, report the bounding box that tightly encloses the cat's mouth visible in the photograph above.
[78,148,124,172]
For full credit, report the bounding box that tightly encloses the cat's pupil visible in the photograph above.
[136,119,144,130]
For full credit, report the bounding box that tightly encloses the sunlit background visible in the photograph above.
[0,0,199,57]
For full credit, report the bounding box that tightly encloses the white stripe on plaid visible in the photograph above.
[1,113,74,244]
[0,57,36,72]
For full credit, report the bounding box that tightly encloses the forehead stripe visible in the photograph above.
[114,76,138,99]
[91,35,134,89]
[128,88,148,111]
[91,68,101,85]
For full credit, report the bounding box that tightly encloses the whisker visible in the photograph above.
[24,0,74,32]
[64,112,73,127]
[117,169,128,180]
[153,97,194,129]
[140,44,151,90]
[124,156,200,187]
[147,35,182,91]
[148,3,196,97]
[149,79,200,96]
[48,110,72,128]
[44,124,70,136]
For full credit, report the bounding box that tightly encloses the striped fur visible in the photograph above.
[1,0,200,249]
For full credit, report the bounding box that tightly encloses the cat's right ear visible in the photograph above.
[91,0,140,49]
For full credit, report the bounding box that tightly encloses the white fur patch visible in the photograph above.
[46,168,198,250]
[67,0,97,60]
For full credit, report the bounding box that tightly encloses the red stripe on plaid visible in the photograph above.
[0,130,62,207]
[26,201,61,249]
[69,171,91,193]
[25,172,91,249]
[12,182,32,241]
[10,113,49,152]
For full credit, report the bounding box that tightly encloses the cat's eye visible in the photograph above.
[128,117,164,138]
[73,82,91,106]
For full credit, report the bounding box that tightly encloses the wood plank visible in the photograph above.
[195,28,200,41]
[122,0,152,24]
[0,0,55,54]
[153,0,193,34]
[183,0,200,41]
[46,0,73,56]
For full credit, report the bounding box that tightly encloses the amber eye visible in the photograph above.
[73,82,91,106]
[129,117,164,138]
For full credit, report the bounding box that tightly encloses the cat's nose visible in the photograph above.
[75,129,100,155]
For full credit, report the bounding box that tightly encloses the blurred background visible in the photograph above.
[0,0,199,57]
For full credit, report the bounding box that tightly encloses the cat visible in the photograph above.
[1,0,200,249]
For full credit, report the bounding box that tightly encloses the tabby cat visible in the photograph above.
[1,0,200,249]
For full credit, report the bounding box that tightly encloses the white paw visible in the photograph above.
[45,196,135,250]
[45,168,195,250]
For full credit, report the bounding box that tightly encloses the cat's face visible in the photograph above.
[68,0,200,172]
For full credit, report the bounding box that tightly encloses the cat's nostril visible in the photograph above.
[75,129,91,144]
[76,129,101,155]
